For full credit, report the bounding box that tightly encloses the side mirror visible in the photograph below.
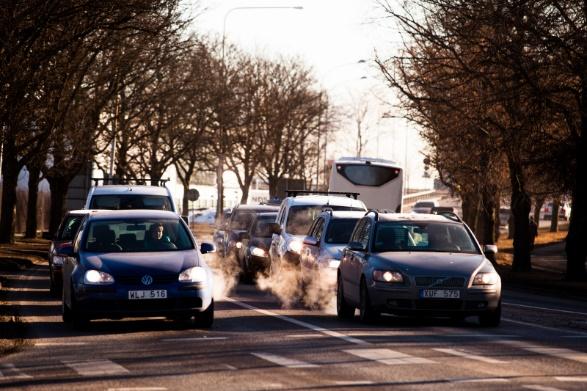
[200,242,216,254]
[270,222,282,235]
[57,244,75,257]
[238,232,250,241]
[348,241,366,252]
[303,236,318,246]
[483,244,498,255]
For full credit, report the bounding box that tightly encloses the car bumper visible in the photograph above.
[73,283,212,319]
[368,283,501,316]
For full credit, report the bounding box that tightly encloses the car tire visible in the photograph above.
[62,286,88,329]
[359,279,379,323]
[337,275,355,320]
[479,301,501,327]
[196,299,214,329]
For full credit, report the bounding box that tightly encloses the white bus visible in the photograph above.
[329,157,403,212]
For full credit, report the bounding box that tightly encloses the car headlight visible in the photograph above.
[178,266,208,284]
[373,270,403,283]
[472,271,500,286]
[236,242,242,249]
[288,240,303,254]
[52,255,66,266]
[251,246,266,257]
[84,270,115,285]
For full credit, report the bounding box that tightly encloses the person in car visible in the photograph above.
[145,223,176,250]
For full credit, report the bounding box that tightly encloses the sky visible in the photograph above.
[182,0,433,190]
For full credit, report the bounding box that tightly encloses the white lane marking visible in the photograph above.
[225,297,369,345]
[452,378,509,383]
[503,318,587,336]
[252,352,318,368]
[64,359,129,376]
[0,364,32,379]
[555,376,587,382]
[286,334,325,339]
[334,381,374,385]
[504,302,587,316]
[107,388,167,391]
[523,385,567,391]
[222,364,237,371]
[500,341,587,364]
[344,348,435,365]
[433,348,508,364]
[35,342,88,347]
[160,337,227,342]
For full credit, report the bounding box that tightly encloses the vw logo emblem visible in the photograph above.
[141,275,153,286]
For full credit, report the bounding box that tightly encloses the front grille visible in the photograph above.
[116,274,178,286]
[415,276,465,288]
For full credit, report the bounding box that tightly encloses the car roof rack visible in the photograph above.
[433,210,462,223]
[286,190,360,199]
[92,177,169,187]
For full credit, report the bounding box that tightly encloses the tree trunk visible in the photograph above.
[494,197,501,241]
[182,182,190,217]
[565,82,587,279]
[534,196,545,225]
[268,175,279,199]
[239,174,254,204]
[479,189,496,245]
[47,176,72,237]
[25,164,41,238]
[0,140,20,243]
[509,159,532,272]
[461,192,480,235]
[550,197,560,232]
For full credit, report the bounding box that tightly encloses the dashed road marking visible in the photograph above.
[523,385,567,391]
[160,337,227,342]
[433,348,508,364]
[222,364,237,371]
[500,341,587,364]
[252,352,318,368]
[503,302,587,316]
[0,364,32,379]
[64,359,129,376]
[503,318,587,336]
[555,376,587,382]
[344,348,435,365]
[225,297,369,345]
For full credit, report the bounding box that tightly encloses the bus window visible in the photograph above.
[336,164,400,187]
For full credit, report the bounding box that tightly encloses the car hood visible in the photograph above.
[371,252,487,276]
[82,251,200,275]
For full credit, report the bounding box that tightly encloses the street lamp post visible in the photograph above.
[216,5,303,220]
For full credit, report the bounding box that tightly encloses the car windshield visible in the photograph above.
[372,222,480,254]
[286,205,363,235]
[90,195,172,211]
[325,219,360,244]
[253,217,276,237]
[83,218,194,252]
[414,201,435,208]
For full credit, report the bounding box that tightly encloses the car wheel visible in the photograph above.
[196,299,214,329]
[337,275,355,320]
[479,301,501,327]
[359,278,379,323]
[62,285,88,329]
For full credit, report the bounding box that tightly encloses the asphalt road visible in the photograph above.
[1,260,586,391]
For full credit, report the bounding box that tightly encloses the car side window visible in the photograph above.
[359,220,372,249]
[278,205,287,226]
[350,219,366,243]
[314,218,325,241]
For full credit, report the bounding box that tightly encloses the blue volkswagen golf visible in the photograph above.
[59,210,215,328]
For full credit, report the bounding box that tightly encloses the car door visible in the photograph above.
[348,219,372,303]
[301,218,323,276]
[270,204,286,264]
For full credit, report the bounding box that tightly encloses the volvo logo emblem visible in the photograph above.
[141,275,153,286]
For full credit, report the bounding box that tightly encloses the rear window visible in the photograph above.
[325,219,360,244]
[90,195,172,211]
[286,205,364,235]
[414,201,435,208]
[253,217,276,237]
[336,164,400,186]
[230,211,254,230]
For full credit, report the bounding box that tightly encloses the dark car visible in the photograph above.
[223,204,279,263]
[337,211,501,326]
[237,212,278,281]
[60,210,215,328]
[212,208,233,256]
[49,210,90,296]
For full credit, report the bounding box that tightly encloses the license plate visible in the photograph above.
[420,289,460,299]
[128,290,167,300]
